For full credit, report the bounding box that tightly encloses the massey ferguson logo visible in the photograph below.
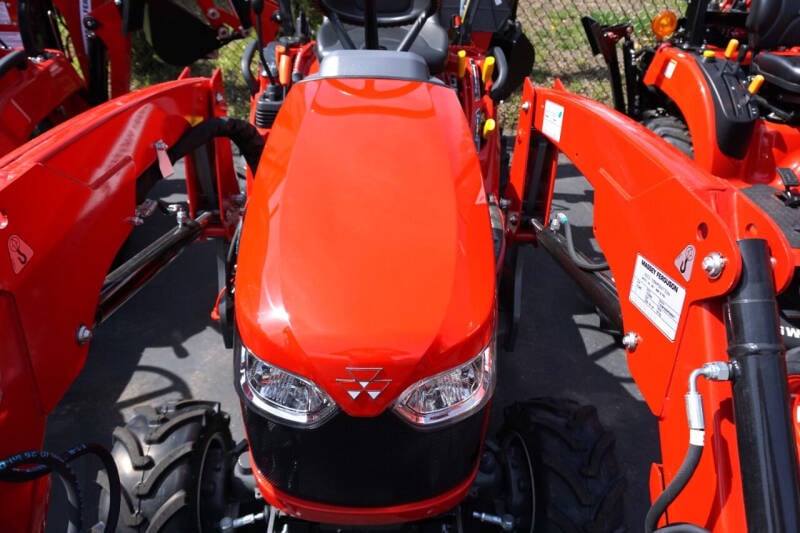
[337,368,391,400]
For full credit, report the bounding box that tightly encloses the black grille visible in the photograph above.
[242,402,488,507]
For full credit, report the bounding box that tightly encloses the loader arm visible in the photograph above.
[0,71,244,532]
[508,78,799,531]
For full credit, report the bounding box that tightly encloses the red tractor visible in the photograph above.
[0,0,276,158]
[2,0,800,532]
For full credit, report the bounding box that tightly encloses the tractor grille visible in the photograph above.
[242,403,487,507]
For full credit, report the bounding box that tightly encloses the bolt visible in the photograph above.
[176,207,188,226]
[215,93,225,103]
[76,325,93,345]
[702,252,726,279]
[207,8,220,19]
[83,16,98,30]
[521,101,531,112]
[508,214,519,225]
[498,198,511,208]
[622,331,639,352]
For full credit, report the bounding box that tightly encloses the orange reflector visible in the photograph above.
[651,10,678,40]
[457,50,467,79]
[725,39,740,59]
[482,56,496,84]
[748,74,765,94]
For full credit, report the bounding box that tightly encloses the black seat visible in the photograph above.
[315,14,449,74]
[745,0,800,93]
[746,0,800,50]
[753,53,800,93]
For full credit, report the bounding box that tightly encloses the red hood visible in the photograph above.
[236,77,495,416]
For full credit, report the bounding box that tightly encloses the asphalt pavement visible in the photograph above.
[43,158,659,531]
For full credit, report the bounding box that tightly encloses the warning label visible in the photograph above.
[8,235,33,274]
[629,254,686,341]
[542,100,564,142]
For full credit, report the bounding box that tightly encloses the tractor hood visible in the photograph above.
[235,76,495,417]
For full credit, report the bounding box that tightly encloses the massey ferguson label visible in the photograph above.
[629,254,686,341]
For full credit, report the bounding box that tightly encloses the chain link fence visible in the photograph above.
[516,0,683,104]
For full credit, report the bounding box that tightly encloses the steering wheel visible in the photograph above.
[316,0,441,51]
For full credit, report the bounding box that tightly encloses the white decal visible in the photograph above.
[629,254,686,341]
[674,244,696,282]
[664,59,678,79]
[542,100,564,143]
[7,235,33,274]
[781,325,800,339]
[0,3,12,25]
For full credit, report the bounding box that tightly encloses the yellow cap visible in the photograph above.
[651,10,678,40]
[482,56,496,84]
[482,118,496,139]
[457,50,467,79]
[748,74,765,94]
[725,39,740,59]
[703,49,716,58]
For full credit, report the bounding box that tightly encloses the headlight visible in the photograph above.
[239,342,338,429]
[393,342,495,428]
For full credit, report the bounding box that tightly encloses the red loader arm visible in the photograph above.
[508,78,797,531]
[0,71,244,532]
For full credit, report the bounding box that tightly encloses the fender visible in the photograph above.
[0,48,87,154]
[0,73,236,531]
[519,80,793,531]
[642,45,754,177]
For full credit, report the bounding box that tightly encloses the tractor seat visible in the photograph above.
[753,52,800,93]
[315,14,449,74]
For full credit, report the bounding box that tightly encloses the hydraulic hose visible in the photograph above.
[489,46,509,101]
[241,39,259,96]
[0,450,82,533]
[644,444,703,533]
[655,524,710,533]
[645,363,732,533]
[0,444,121,533]
[553,213,610,272]
[137,116,265,202]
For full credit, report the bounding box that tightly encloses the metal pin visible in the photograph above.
[76,325,93,345]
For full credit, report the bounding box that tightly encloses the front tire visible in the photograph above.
[97,400,234,532]
[501,398,625,532]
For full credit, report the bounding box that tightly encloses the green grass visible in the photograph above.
[130,32,253,118]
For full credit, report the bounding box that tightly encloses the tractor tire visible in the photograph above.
[501,398,625,533]
[643,115,694,159]
[97,400,235,532]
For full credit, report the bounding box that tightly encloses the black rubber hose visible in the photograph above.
[644,444,704,533]
[558,215,610,272]
[241,38,259,96]
[489,46,509,101]
[137,116,265,202]
[656,524,711,533]
[64,443,121,533]
[0,444,120,532]
[0,450,82,533]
